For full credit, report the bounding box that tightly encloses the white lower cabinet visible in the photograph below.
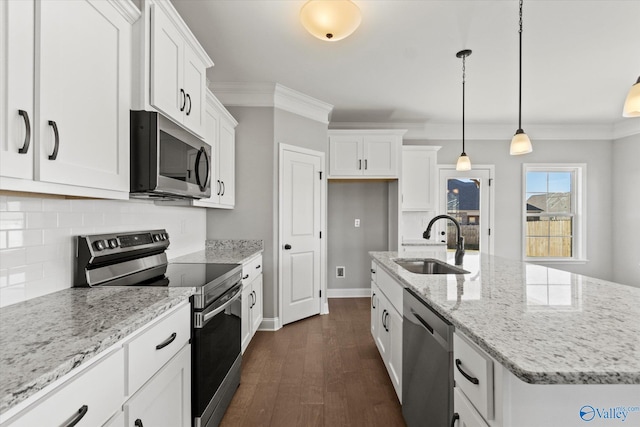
[454,387,489,427]
[124,344,191,427]
[370,261,402,402]
[2,348,124,427]
[241,254,263,353]
[0,302,191,427]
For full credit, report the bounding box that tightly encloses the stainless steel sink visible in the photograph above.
[393,258,469,275]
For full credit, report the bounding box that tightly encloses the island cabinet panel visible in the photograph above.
[454,387,489,427]
[3,348,124,427]
[241,254,263,353]
[370,261,403,402]
[453,332,494,421]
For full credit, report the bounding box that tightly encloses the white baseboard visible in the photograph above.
[258,317,281,331]
[327,288,371,298]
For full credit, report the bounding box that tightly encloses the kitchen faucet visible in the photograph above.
[423,214,465,266]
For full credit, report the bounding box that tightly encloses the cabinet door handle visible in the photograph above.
[217,179,221,196]
[371,292,376,309]
[180,88,186,111]
[242,274,250,280]
[381,309,387,330]
[62,404,88,427]
[365,159,367,170]
[371,268,376,274]
[358,159,362,170]
[255,265,261,269]
[18,110,31,154]
[186,93,192,115]
[221,180,225,196]
[385,311,390,331]
[47,120,59,160]
[135,419,144,427]
[450,413,460,427]
[155,332,177,350]
[251,290,256,308]
[194,147,209,192]
[455,358,479,385]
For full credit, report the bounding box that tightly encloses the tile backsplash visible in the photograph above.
[0,194,206,307]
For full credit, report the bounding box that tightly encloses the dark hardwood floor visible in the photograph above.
[220,298,406,427]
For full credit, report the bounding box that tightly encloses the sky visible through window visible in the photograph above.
[526,172,571,194]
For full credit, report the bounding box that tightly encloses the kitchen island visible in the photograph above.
[371,250,640,426]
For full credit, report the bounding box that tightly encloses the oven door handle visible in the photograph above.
[198,283,242,327]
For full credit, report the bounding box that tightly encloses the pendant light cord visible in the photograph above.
[518,0,523,130]
[462,53,466,154]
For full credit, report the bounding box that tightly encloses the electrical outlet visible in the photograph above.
[336,266,345,278]
[354,219,360,227]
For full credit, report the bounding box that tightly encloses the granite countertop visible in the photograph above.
[171,239,263,264]
[370,250,640,385]
[0,287,194,415]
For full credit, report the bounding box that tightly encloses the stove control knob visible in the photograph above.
[162,233,169,240]
[108,238,118,249]
[93,240,107,251]
[153,234,161,242]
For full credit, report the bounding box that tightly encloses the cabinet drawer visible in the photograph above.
[6,348,124,427]
[453,332,494,420]
[376,266,403,314]
[126,303,191,395]
[454,387,490,427]
[242,254,263,287]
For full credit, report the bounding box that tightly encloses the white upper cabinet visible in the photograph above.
[193,90,237,209]
[147,1,210,138]
[402,146,440,211]
[0,0,137,199]
[328,130,405,178]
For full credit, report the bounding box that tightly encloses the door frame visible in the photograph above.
[278,143,328,328]
[437,164,495,255]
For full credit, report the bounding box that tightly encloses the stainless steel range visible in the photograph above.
[75,229,242,427]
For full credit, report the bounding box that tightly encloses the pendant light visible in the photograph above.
[456,49,472,172]
[623,76,640,117]
[510,0,533,155]
[300,0,361,42]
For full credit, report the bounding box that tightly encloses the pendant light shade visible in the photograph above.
[456,153,471,171]
[456,49,472,172]
[510,129,532,155]
[623,76,640,117]
[510,0,532,156]
[300,0,361,42]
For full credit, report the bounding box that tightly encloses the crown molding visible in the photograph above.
[613,119,640,139]
[107,0,141,24]
[330,121,625,141]
[210,82,334,124]
[328,129,408,136]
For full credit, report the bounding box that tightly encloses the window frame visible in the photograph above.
[522,163,587,263]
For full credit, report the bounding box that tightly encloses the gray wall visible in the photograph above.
[328,181,389,290]
[206,107,328,320]
[612,133,640,287]
[407,138,614,282]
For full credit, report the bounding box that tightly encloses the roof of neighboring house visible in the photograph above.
[526,193,571,213]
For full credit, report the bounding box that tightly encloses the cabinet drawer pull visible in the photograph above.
[62,404,88,427]
[186,93,192,115]
[255,264,261,269]
[18,110,31,154]
[135,419,144,427]
[411,309,434,334]
[371,292,376,309]
[450,412,460,427]
[455,358,479,385]
[358,159,362,170]
[371,268,376,274]
[48,120,59,160]
[155,332,177,350]
[365,159,368,170]
[180,88,186,111]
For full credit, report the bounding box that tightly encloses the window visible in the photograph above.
[523,164,586,261]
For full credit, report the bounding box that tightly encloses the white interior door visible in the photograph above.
[439,166,494,254]
[280,145,322,325]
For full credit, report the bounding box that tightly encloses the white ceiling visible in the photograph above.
[171,0,640,136]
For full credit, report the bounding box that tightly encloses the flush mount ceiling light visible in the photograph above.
[456,49,472,172]
[510,0,533,156]
[300,0,361,42]
[623,76,640,117]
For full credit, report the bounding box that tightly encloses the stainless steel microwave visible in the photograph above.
[130,110,211,200]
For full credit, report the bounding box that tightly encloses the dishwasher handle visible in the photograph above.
[411,309,433,334]
[409,307,451,350]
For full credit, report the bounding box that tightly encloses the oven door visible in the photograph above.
[192,282,242,427]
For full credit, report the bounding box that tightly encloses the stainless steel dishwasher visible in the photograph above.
[402,288,454,427]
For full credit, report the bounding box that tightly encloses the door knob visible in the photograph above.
[284,244,292,250]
